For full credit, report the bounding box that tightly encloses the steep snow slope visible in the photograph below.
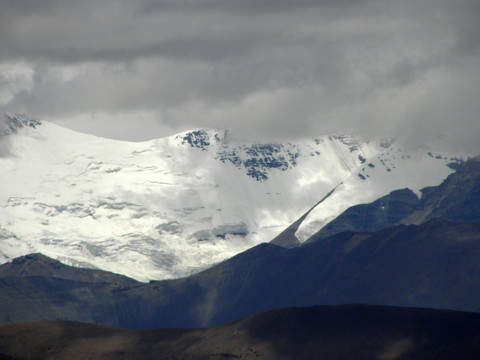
[0,115,465,281]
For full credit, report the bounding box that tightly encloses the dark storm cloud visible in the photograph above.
[0,0,479,150]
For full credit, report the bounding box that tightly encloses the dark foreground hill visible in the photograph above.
[1,305,480,360]
[1,219,480,328]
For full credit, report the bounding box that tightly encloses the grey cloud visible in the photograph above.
[0,0,479,152]
[0,0,413,64]
[0,0,67,16]
[138,0,354,14]
[0,136,11,157]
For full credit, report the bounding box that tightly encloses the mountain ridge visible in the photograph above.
[1,218,480,328]
[300,156,480,245]
[0,115,465,281]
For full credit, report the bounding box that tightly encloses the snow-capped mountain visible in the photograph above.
[0,114,467,281]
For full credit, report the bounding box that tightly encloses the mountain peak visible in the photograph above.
[10,252,56,264]
[0,114,41,136]
[0,253,65,279]
[0,253,139,285]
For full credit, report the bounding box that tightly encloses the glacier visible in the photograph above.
[0,114,467,281]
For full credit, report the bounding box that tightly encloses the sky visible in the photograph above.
[0,0,479,151]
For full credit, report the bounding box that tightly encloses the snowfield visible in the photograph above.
[0,115,467,281]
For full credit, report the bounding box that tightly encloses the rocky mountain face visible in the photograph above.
[2,305,480,360]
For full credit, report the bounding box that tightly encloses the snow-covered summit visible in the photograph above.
[0,116,467,281]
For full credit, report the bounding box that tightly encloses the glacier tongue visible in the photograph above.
[0,118,467,281]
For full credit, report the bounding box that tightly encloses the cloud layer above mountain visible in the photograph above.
[0,0,479,150]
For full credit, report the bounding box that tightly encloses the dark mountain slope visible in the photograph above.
[139,219,480,328]
[303,155,480,244]
[305,187,419,243]
[0,253,138,285]
[402,155,480,225]
[1,305,480,360]
[1,219,480,328]
[0,253,142,325]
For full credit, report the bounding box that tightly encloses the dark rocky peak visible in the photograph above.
[0,114,41,136]
[0,253,139,285]
[426,151,466,170]
[178,128,303,181]
[305,188,420,244]
[10,253,55,265]
[401,156,480,225]
[177,129,223,150]
[0,253,67,278]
